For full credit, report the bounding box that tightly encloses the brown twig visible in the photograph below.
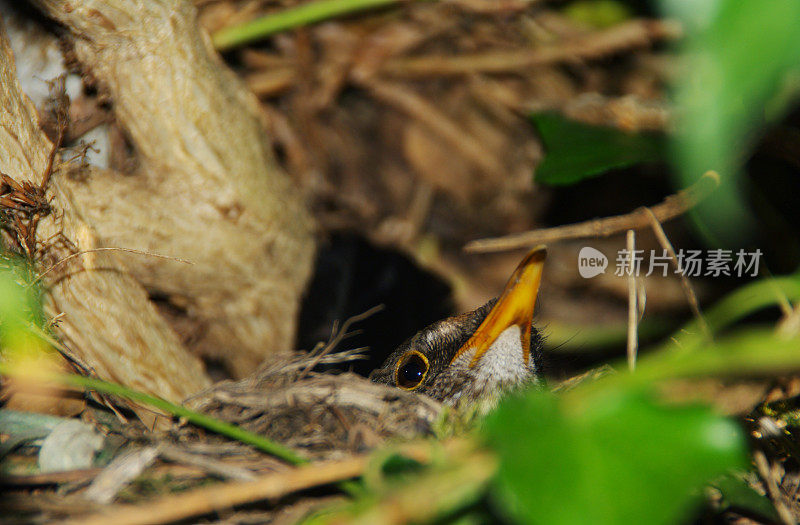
[62,456,368,525]
[754,450,797,525]
[561,93,671,133]
[34,247,193,285]
[357,77,505,176]
[1,172,52,258]
[158,444,257,482]
[0,468,102,487]
[40,75,69,191]
[643,207,711,339]
[84,447,161,504]
[464,171,720,253]
[382,19,682,78]
[299,304,385,378]
[245,67,296,98]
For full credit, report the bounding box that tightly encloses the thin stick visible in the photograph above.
[464,171,720,253]
[40,76,68,191]
[754,450,797,525]
[626,230,638,371]
[0,468,102,487]
[40,122,65,191]
[360,78,505,176]
[383,19,682,77]
[299,304,385,377]
[158,444,256,482]
[60,457,369,525]
[643,207,711,339]
[34,247,193,284]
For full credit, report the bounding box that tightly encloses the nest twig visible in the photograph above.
[185,350,441,458]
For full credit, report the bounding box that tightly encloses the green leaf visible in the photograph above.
[635,328,800,382]
[212,0,404,50]
[672,272,800,348]
[563,0,633,29]
[0,263,40,327]
[0,262,45,356]
[484,389,748,525]
[561,327,800,422]
[663,0,800,245]
[531,113,665,186]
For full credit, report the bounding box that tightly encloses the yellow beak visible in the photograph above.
[451,246,546,368]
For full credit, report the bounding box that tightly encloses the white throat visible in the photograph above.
[454,325,533,384]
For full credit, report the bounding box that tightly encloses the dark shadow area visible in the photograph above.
[746,105,800,274]
[541,164,673,225]
[297,233,454,377]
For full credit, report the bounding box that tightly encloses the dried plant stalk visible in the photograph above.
[0,20,210,403]
[29,0,315,376]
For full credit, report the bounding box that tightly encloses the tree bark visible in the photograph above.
[28,0,316,377]
[0,19,210,403]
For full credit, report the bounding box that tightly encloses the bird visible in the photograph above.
[370,246,546,406]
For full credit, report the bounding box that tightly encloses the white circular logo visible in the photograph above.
[578,247,608,278]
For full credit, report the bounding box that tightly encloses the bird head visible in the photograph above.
[370,246,547,405]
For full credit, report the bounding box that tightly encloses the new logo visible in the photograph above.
[578,247,608,278]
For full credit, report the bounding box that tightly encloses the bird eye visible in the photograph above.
[395,351,429,390]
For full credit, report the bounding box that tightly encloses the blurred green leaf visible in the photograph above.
[531,113,665,186]
[635,328,800,382]
[0,264,36,325]
[212,0,403,50]
[563,0,632,29]
[361,449,426,492]
[545,318,675,352]
[572,273,800,392]
[484,389,748,525]
[672,273,800,348]
[0,262,45,356]
[703,274,800,332]
[663,0,800,245]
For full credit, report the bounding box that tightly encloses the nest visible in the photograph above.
[183,351,442,459]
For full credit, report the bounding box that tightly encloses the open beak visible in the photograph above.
[451,246,546,368]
